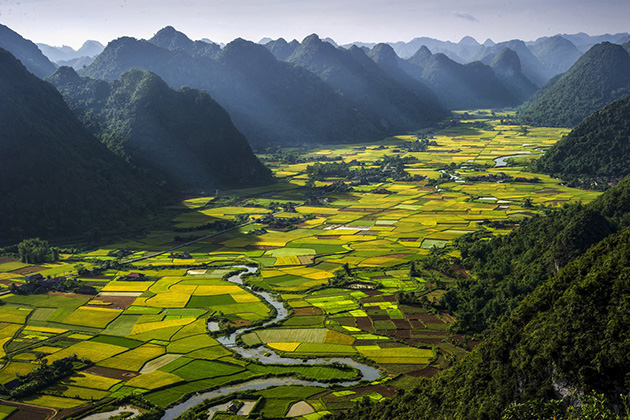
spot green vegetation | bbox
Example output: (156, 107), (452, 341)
(519, 42), (630, 127)
(0, 48), (167, 245)
(532, 95), (630, 188)
(47, 67), (272, 190)
(0, 109), (617, 418)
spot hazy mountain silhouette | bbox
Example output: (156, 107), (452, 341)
(48, 66), (272, 190)
(403, 46), (518, 109)
(37, 40), (105, 63)
(489, 48), (538, 102)
(82, 28), (385, 146)
(529, 35), (582, 75)
(286, 34), (448, 131)
(0, 24), (57, 78)
(264, 38), (300, 61)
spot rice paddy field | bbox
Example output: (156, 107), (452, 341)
(0, 111), (601, 419)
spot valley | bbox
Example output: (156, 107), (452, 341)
(0, 111), (601, 419)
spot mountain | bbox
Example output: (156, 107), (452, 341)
(48, 67), (272, 190)
(284, 34), (448, 130)
(560, 32), (630, 52)
(263, 38), (300, 61)
(0, 24), (56, 78)
(529, 35), (582, 75)
(489, 48), (538, 102)
(37, 40), (105, 62)
(81, 29), (401, 146)
(0, 48), (164, 244)
(56, 56), (96, 70)
(475, 39), (553, 86)
(366, 43), (447, 110)
(148, 25), (220, 57)
(532, 95), (630, 186)
(519, 42), (630, 127)
(403, 46), (519, 109)
(331, 175), (630, 420)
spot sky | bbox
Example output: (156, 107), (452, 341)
(1, 0), (629, 49)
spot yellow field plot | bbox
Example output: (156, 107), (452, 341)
(101, 281), (153, 292)
(0, 306), (31, 324)
(100, 344), (165, 371)
(201, 206), (272, 216)
(0, 327), (20, 358)
(45, 341), (127, 363)
(342, 326), (361, 332)
(399, 241), (423, 248)
(261, 270), (285, 278)
(0, 362), (35, 385)
(167, 334), (219, 353)
(21, 394), (84, 409)
(358, 257), (396, 267)
(324, 330), (355, 345)
(275, 256), (301, 266)
(280, 268), (333, 281)
(232, 292), (261, 303)
(131, 318), (196, 335)
(301, 217), (327, 227)
(357, 347), (434, 365)
(268, 342), (302, 352)
(168, 284), (197, 294)
(296, 206), (339, 215)
(0, 273), (22, 281)
(144, 292), (192, 308)
(126, 370), (183, 390)
(61, 372), (121, 390)
(67, 333), (93, 340)
(149, 277), (184, 294)
(62, 307), (122, 328)
(193, 285), (242, 296)
(255, 328), (328, 343)
(0, 323), (21, 338)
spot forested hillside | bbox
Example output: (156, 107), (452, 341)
(532, 95), (630, 188)
(0, 49), (166, 244)
(519, 42), (630, 127)
(48, 66), (272, 190)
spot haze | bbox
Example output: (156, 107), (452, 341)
(1, 0), (629, 49)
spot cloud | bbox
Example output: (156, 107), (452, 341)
(453, 11), (479, 23)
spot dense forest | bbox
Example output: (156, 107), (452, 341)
(0, 48), (167, 244)
(532, 95), (630, 188)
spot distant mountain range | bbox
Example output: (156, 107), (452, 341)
(47, 66), (272, 190)
(0, 48), (166, 243)
(37, 40), (104, 62)
(345, 32), (629, 87)
(79, 27), (446, 147)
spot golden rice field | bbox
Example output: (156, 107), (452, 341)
(0, 112), (602, 417)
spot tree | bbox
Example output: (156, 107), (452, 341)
(17, 238), (56, 264)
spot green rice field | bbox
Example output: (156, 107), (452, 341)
(0, 111), (601, 418)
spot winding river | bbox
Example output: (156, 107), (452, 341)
(493, 152), (542, 167)
(158, 266), (381, 420)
